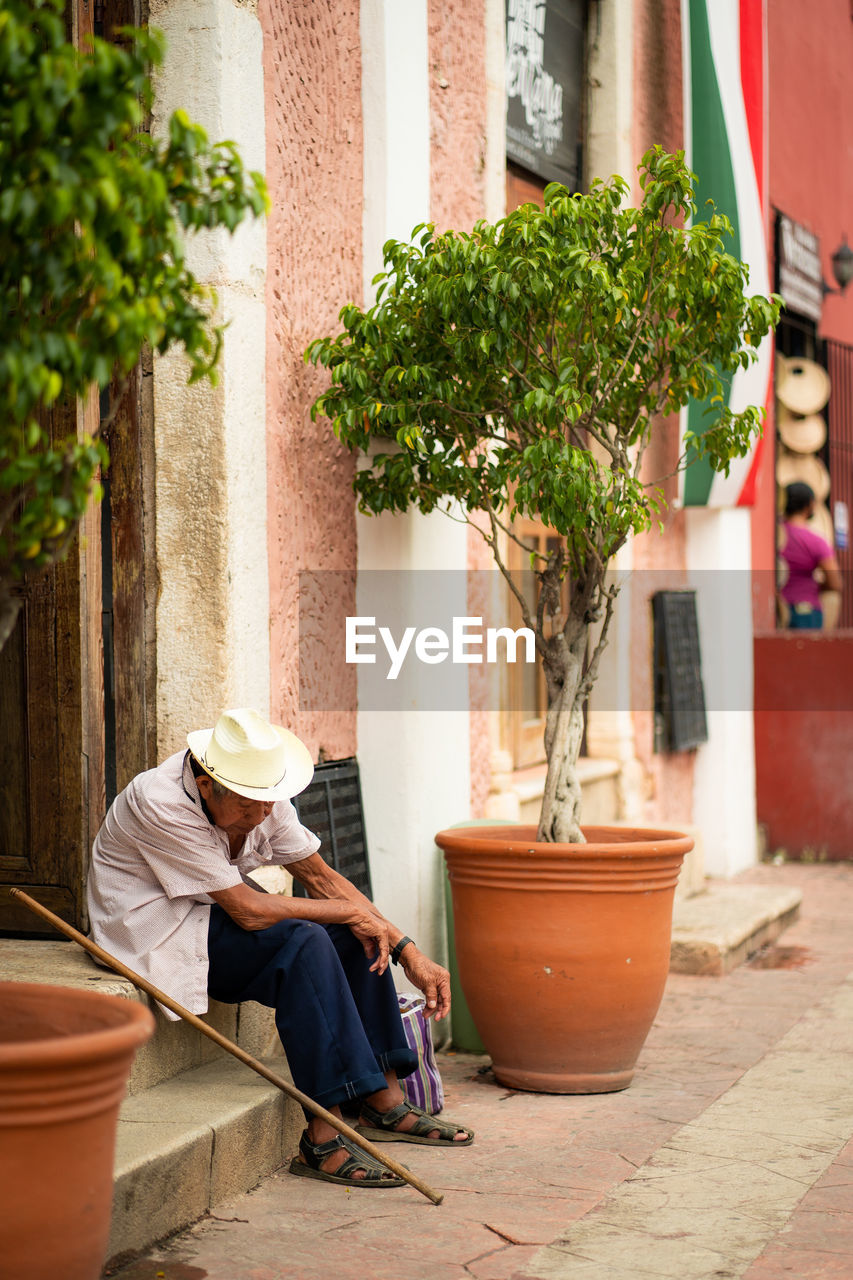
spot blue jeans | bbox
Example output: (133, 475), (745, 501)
(788, 605), (823, 630)
(207, 906), (417, 1113)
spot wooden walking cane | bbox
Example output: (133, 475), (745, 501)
(9, 888), (444, 1206)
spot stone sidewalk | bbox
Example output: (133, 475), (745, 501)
(105, 862), (853, 1280)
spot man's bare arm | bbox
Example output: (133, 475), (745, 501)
(290, 853), (451, 1020)
(209, 879), (391, 972)
(291, 852), (401, 936)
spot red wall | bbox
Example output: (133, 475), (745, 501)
(768, 0), (853, 350)
(754, 634), (853, 858)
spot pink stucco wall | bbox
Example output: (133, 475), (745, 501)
(261, 0), (362, 762)
(630, 527), (695, 829)
(428, 0), (490, 233)
(427, 0), (493, 816)
(631, 0), (684, 194)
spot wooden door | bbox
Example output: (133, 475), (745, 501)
(0, 394), (104, 934)
(0, 0), (153, 934)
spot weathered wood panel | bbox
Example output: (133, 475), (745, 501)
(0, 397), (90, 934)
(106, 366), (152, 794)
(81, 387), (106, 854)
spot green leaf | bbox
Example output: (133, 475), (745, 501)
(304, 144), (779, 719)
(0, 0), (267, 600)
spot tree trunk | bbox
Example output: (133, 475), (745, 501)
(536, 631), (588, 843)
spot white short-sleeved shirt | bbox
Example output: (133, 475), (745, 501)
(87, 750), (320, 1018)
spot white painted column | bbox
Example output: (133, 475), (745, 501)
(358, 0), (470, 963)
(585, 0), (634, 186)
(361, 0), (431, 292)
(356, 517), (471, 965)
(583, 0), (641, 812)
(686, 507), (758, 876)
(149, 0), (270, 751)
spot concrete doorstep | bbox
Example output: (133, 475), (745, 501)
(671, 879), (803, 975)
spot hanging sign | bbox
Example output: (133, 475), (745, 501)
(505, 0), (585, 190)
(776, 213), (823, 324)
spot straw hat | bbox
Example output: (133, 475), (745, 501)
(776, 451), (830, 502)
(187, 709), (314, 801)
(777, 406), (827, 455)
(776, 357), (830, 416)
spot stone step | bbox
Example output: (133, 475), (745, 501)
(0, 938), (281, 1093)
(670, 880), (803, 975)
(108, 1053), (303, 1267)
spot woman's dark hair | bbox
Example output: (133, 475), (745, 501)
(785, 482), (815, 518)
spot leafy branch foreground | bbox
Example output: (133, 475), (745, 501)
(0, 0), (268, 648)
(308, 147), (779, 842)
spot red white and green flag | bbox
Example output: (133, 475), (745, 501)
(681, 0), (773, 507)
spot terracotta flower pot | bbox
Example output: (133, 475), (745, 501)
(435, 824), (693, 1093)
(0, 981), (155, 1280)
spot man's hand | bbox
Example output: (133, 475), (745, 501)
(345, 908), (391, 974)
(400, 947), (451, 1021)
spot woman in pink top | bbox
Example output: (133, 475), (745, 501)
(779, 483), (842, 629)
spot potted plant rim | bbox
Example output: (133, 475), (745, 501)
(306, 148), (780, 1092)
(0, 981), (154, 1279)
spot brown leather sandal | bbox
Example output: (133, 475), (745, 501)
(289, 1130), (405, 1188)
(356, 1099), (474, 1146)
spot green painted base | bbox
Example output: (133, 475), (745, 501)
(442, 862), (485, 1053)
(440, 819), (516, 1055)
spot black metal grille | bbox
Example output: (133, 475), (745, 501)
(827, 338), (853, 630)
(292, 758), (373, 900)
(652, 591), (708, 753)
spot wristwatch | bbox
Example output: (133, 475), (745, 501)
(391, 936), (414, 965)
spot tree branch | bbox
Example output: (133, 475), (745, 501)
(480, 502), (549, 656)
(595, 213), (667, 414)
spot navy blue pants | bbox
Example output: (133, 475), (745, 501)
(207, 906), (417, 1112)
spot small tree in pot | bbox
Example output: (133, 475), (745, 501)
(307, 148), (779, 844)
(308, 148), (780, 1093)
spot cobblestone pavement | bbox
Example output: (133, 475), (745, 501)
(105, 863), (853, 1280)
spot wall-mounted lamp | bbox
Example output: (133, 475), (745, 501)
(831, 235), (853, 293)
